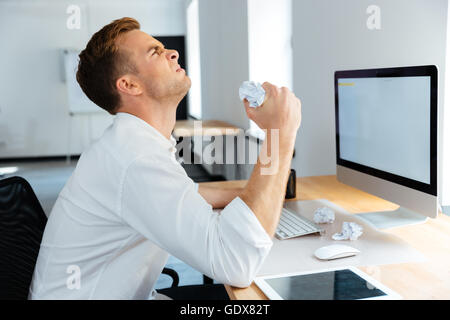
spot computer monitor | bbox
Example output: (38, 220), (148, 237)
(334, 65), (438, 229)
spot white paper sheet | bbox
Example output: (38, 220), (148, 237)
(257, 199), (426, 276)
(239, 81), (266, 107)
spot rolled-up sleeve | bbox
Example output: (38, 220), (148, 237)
(212, 197), (273, 287)
(119, 154), (273, 288)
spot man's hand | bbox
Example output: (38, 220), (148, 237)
(244, 82), (301, 144)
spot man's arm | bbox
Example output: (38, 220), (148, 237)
(240, 83), (301, 237)
(198, 185), (244, 209)
(121, 154), (272, 288)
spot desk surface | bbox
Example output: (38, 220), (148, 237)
(199, 175), (450, 300)
(173, 120), (241, 138)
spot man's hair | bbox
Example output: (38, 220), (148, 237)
(76, 17), (140, 114)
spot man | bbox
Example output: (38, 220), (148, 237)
(29, 17), (301, 299)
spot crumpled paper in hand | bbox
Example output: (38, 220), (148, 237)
(313, 207), (335, 224)
(239, 81), (266, 107)
(332, 222), (363, 241)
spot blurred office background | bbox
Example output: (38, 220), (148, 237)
(0, 0), (449, 289)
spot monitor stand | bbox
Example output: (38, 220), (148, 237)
(355, 206), (428, 230)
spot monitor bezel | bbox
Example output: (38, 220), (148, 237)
(334, 65), (437, 196)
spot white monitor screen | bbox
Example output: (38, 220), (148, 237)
(337, 76), (430, 184)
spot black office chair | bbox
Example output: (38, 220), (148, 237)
(157, 279), (229, 300)
(0, 176), (47, 300)
(157, 255), (229, 300)
(161, 267), (179, 288)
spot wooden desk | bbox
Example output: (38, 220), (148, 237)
(199, 175), (450, 300)
(173, 120), (241, 138)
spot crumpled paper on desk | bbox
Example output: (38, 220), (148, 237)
(313, 207), (335, 224)
(332, 222), (363, 241)
(239, 81), (266, 107)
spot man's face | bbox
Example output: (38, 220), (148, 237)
(117, 29), (191, 101)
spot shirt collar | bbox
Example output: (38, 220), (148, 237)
(115, 112), (177, 153)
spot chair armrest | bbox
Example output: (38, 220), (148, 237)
(162, 267), (179, 288)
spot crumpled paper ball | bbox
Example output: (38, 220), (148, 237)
(313, 207), (335, 224)
(239, 81), (266, 107)
(332, 222), (363, 241)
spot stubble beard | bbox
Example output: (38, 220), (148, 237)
(145, 74), (191, 105)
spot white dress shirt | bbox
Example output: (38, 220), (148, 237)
(29, 112), (273, 300)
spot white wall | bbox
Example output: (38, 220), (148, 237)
(198, 0), (293, 132)
(0, 0), (186, 158)
(443, 2), (450, 207)
(292, 0), (448, 204)
(198, 0), (250, 130)
(247, 0), (292, 89)
(197, 0), (293, 179)
(247, 0), (293, 138)
(185, 0), (202, 119)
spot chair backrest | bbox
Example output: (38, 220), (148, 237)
(0, 176), (47, 300)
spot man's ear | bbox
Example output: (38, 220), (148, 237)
(116, 75), (142, 97)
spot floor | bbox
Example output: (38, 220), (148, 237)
(0, 159), (223, 290)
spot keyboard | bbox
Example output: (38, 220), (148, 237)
(275, 208), (323, 240)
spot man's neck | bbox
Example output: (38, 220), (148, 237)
(119, 99), (178, 140)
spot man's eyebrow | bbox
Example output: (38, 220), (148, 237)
(147, 43), (165, 52)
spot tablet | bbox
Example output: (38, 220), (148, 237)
(254, 266), (401, 300)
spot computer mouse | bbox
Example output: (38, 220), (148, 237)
(314, 244), (360, 260)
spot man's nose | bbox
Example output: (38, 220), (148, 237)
(166, 49), (179, 61)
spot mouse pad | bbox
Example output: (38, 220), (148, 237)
(257, 199), (425, 276)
